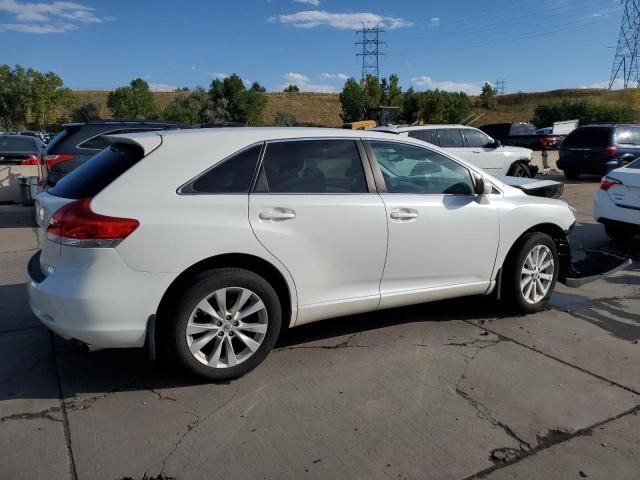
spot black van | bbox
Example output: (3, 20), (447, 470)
(557, 125), (640, 179)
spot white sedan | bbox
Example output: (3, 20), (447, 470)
(29, 128), (577, 380)
(594, 158), (640, 240)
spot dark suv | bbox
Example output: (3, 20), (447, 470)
(557, 125), (640, 179)
(44, 120), (189, 186)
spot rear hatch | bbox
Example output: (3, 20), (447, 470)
(35, 138), (157, 276)
(560, 127), (613, 164)
(0, 135), (41, 165)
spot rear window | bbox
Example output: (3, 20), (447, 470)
(0, 136), (38, 152)
(563, 127), (612, 147)
(48, 143), (144, 199)
(510, 123), (536, 136)
(614, 127), (640, 145)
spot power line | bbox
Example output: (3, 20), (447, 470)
(495, 79), (507, 95)
(609, 0), (640, 89)
(356, 25), (386, 80)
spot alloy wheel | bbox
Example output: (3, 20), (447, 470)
(520, 244), (555, 304)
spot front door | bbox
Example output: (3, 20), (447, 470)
(365, 140), (500, 309)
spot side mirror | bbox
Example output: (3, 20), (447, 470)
(493, 140), (502, 148)
(474, 173), (492, 195)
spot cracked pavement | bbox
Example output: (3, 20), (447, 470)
(1, 179), (639, 480)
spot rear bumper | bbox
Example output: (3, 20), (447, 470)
(594, 190), (640, 227)
(27, 250), (172, 348)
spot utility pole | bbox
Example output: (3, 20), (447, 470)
(609, 0), (640, 89)
(494, 79), (507, 95)
(356, 25), (386, 80)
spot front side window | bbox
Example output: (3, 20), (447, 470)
(462, 129), (492, 148)
(370, 141), (475, 195)
(437, 129), (464, 148)
(257, 140), (367, 193)
(183, 144), (262, 194)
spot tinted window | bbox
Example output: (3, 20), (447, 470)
(510, 123), (536, 135)
(0, 135), (38, 152)
(437, 129), (464, 148)
(563, 127), (612, 147)
(185, 145), (262, 194)
(615, 127), (640, 145)
(370, 141), (475, 195)
(462, 129), (491, 148)
(48, 143), (144, 199)
(408, 129), (439, 146)
(626, 157), (640, 169)
(258, 140), (367, 194)
(78, 129), (127, 150)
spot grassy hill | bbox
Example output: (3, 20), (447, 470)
(69, 87), (636, 128)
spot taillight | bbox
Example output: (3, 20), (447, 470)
(47, 198), (139, 248)
(604, 146), (618, 158)
(600, 176), (623, 191)
(20, 155), (40, 165)
(44, 154), (75, 170)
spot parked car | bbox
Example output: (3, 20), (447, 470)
(26, 127), (591, 380)
(557, 125), (640, 180)
(43, 120), (189, 186)
(19, 130), (46, 144)
(0, 134), (42, 165)
(481, 122), (562, 150)
(594, 158), (640, 240)
(372, 124), (537, 177)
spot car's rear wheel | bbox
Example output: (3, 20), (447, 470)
(508, 162), (531, 178)
(171, 268), (282, 380)
(564, 169), (579, 180)
(605, 222), (637, 241)
(503, 232), (558, 314)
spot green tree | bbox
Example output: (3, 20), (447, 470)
(27, 70), (71, 129)
(339, 78), (368, 122)
(283, 84), (300, 93)
(532, 99), (632, 127)
(479, 82), (497, 110)
(363, 75), (383, 110)
(274, 111), (297, 126)
(209, 74), (267, 125)
(386, 74), (403, 107)
(0, 65), (29, 130)
(106, 78), (157, 119)
(419, 90), (471, 123)
(402, 87), (421, 123)
(70, 102), (101, 122)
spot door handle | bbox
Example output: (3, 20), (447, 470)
(259, 208), (296, 221)
(472, 150), (482, 154)
(390, 209), (418, 221)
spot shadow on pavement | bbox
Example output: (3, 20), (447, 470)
(0, 204), (36, 229)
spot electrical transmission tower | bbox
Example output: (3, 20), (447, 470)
(356, 25), (386, 80)
(495, 79), (507, 95)
(609, 0), (640, 89)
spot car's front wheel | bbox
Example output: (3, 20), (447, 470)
(507, 162), (531, 178)
(171, 268), (282, 381)
(503, 232), (559, 314)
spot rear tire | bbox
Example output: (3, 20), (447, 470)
(564, 169), (579, 180)
(605, 223), (636, 241)
(502, 232), (559, 314)
(170, 268), (282, 381)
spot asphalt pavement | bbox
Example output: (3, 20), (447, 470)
(1, 176), (638, 480)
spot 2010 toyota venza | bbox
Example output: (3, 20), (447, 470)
(28, 128), (576, 380)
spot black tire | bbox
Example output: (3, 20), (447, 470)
(564, 169), (579, 180)
(502, 232), (559, 314)
(170, 268), (282, 381)
(508, 162), (531, 178)
(605, 223), (636, 241)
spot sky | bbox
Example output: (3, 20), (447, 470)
(0, 0), (629, 94)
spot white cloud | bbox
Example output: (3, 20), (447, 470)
(149, 83), (178, 92)
(294, 0), (320, 5)
(0, 0), (104, 34)
(269, 10), (412, 30)
(320, 72), (349, 81)
(430, 17), (440, 26)
(279, 71), (336, 92)
(581, 79), (625, 90)
(411, 76), (486, 95)
(207, 72), (229, 79)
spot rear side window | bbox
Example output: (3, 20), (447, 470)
(615, 127), (640, 145)
(437, 129), (464, 148)
(563, 127), (612, 147)
(48, 143), (144, 199)
(257, 140), (367, 194)
(182, 144), (262, 194)
(408, 129), (439, 146)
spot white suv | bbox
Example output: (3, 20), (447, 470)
(372, 125), (536, 177)
(28, 128), (575, 380)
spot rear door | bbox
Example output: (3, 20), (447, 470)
(560, 127), (612, 170)
(249, 139), (387, 324)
